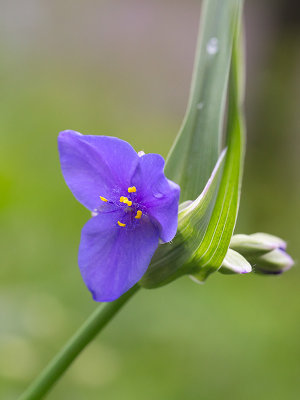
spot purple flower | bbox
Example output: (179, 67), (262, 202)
(58, 130), (180, 301)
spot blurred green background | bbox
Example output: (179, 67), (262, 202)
(0, 1), (299, 399)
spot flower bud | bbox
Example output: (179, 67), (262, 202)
(229, 232), (294, 275)
(230, 233), (286, 257)
(253, 248), (294, 275)
(219, 249), (252, 275)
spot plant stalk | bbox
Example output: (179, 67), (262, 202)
(18, 284), (140, 400)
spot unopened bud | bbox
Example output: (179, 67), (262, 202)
(229, 233), (293, 275)
(254, 248), (294, 275)
(219, 249), (252, 275)
(230, 233), (286, 257)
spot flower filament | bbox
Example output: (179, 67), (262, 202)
(99, 187), (143, 227)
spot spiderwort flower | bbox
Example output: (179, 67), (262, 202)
(58, 130), (180, 301)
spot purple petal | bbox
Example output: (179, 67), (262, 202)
(131, 154), (180, 242)
(78, 212), (159, 301)
(58, 130), (139, 210)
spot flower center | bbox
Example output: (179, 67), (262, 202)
(98, 186), (143, 227)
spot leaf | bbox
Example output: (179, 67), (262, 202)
(141, 0), (245, 289)
(165, 0), (242, 203)
(190, 6), (245, 281)
(140, 150), (226, 288)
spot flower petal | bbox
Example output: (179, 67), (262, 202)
(78, 212), (159, 301)
(131, 154), (180, 242)
(58, 130), (139, 210)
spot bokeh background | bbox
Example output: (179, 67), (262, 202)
(0, 1), (299, 399)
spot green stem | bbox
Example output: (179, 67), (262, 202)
(18, 284), (140, 400)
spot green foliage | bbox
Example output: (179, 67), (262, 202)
(165, 0), (243, 202)
(141, 0), (245, 287)
(141, 150), (226, 288)
(190, 8), (245, 281)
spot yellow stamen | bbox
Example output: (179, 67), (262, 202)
(120, 196), (132, 207)
(100, 196), (108, 202)
(117, 221), (126, 227)
(128, 186), (137, 193)
(135, 210), (142, 219)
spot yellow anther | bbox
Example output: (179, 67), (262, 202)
(135, 210), (142, 219)
(128, 186), (137, 193)
(100, 196), (108, 202)
(120, 196), (132, 206)
(117, 221), (126, 227)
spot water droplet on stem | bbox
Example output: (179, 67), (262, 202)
(206, 37), (219, 55)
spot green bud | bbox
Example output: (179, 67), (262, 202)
(253, 248), (294, 275)
(228, 232), (293, 275)
(230, 233), (286, 257)
(219, 249), (252, 275)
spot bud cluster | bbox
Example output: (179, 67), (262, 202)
(220, 233), (294, 275)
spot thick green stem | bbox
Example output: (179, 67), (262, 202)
(18, 284), (140, 400)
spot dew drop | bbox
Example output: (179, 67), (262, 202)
(197, 102), (204, 110)
(206, 37), (219, 55)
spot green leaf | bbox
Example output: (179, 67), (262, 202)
(190, 7), (245, 281)
(165, 0), (242, 202)
(141, 0), (245, 289)
(140, 150), (226, 288)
